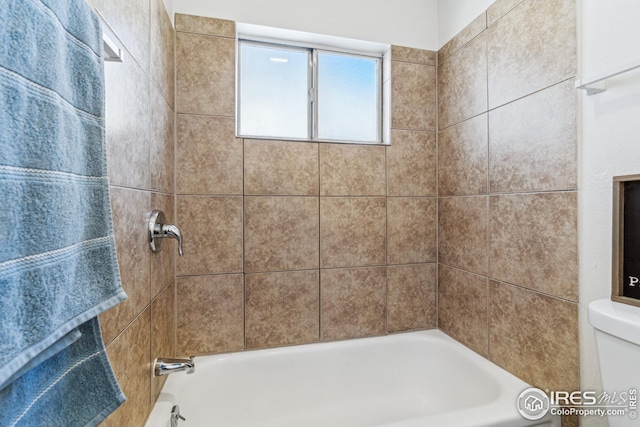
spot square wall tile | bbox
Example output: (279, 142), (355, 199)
(320, 144), (386, 196)
(176, 196), (243, 275)
(438, 32), (488, 130)
(177, 274), (244, 355)
(245, 270), (319, 348)
(439, 196), (488, 276)
(489, 81), (577, 193)
(150, 87), (174, 194)
(104, 58), (150, 189)
(177, 115), (243, 195)
(487, 0), (525, 26)
(390, 46), (436, 65)
(244, 139), (319, 196)
(150, 192), (175, 298)
(103, 308), (150, 427)
(100, 187), (150, 345)
(387, 130), (436, 197)
(245, 196), (319, 272)
(438, 266), (488, 357)
(95, 0), (149, 72)
(487, 0), (576, 109)
(438, 114), (488, 196)
(387, 197), (437, 265)
(151, 282), (175, 403)
(490, 281), (579, 392)
(391, 61), (436, 131)
(387, 264), (436, 332)
(438, 12), (486, 64)
(176, 32), (235, 116)
(321, 267), (386, 341)
(150, 0), (175, 108)
(175, 14), (235, 37)
(320, 198), (386, 268)
(490, 192), (578, 301)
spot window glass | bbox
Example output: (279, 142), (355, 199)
(317, 52), (379, 142)
(238, 40), (381, 143)
(239, 43), (310, 139)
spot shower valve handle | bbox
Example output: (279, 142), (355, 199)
(148, 210), (184, 256)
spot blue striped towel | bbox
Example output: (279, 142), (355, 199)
(0, 0), (127, 425)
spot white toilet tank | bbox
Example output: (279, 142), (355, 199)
(588, 298), (640, 427)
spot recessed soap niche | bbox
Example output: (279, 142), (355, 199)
(613, 174), (640, 307)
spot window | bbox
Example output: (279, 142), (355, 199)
(238, 39), (382, 144)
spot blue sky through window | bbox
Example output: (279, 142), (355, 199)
(317, 53), (378, 142)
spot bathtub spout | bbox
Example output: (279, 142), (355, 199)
(153, 357), (195, 377)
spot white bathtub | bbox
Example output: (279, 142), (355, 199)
(145, 330), (560, 427)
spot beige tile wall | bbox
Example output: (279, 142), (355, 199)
(437, 0), (579, 416)
(92, 0), (176, 425)
(174, 16), (438, 356)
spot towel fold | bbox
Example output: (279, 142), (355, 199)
(0, 0), (127, 425)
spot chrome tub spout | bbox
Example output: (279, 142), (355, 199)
(153, 357), (195, 377)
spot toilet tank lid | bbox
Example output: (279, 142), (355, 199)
(588, 298), (640, 346)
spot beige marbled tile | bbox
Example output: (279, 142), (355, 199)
(387, 130), (436, 197)
(103, 308), (151, 427)
(245, 270), (319, 348)
(150, 193), (175, 298)
(320, 144), (386, 196)
(489, 80), (577, 193)
(387, 197), (437, 265)
(100, 187), (150, 345)
(245, 139), (319, 196)
(176, 196), (243, 275)
(151, 282), (175, 404)
(321, 267), (386, 341)
(438, 12), (487, 64)
(244, 196), (319, 272)
(490, 192), (578, 301)
(176, 32), (235, 116)
(489, 281), (579, 393)
(387, 264), (437, 332)
(104, 57), (150, 189)
(391, 46), (437, 65)
(438, 114), (488, 196)
(487, 0), (577, 109)
(439, 196), (489, 276)
(175, 13), (235, 38)
(391, 61), (436, 131)
(150, 0), (175, 108)
(95, 0), (149, 72)
(177, 115), (243, 195)
(438, 32), (488, 130)
(487, 0), (526, 26)
(439, 266), (489, 357)
(320, 197), (386, 268)
(176, 274), (244, 355)
(150, 87), (174, 194)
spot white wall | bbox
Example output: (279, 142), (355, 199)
(437, 0), (496, 48)
(172, 0), (439, 50)
(579, 1), (640, 426)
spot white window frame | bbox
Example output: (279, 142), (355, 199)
(237, 37), (384, 144)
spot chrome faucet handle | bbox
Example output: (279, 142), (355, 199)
(148, 210), (184, 256)
(160, 224), (183, 256)
(171, 405), (186, 427)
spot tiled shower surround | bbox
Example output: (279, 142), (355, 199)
(173, 14), (438, 353)
(91, 0), (579, 425)
(437, 0), (578, 400)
